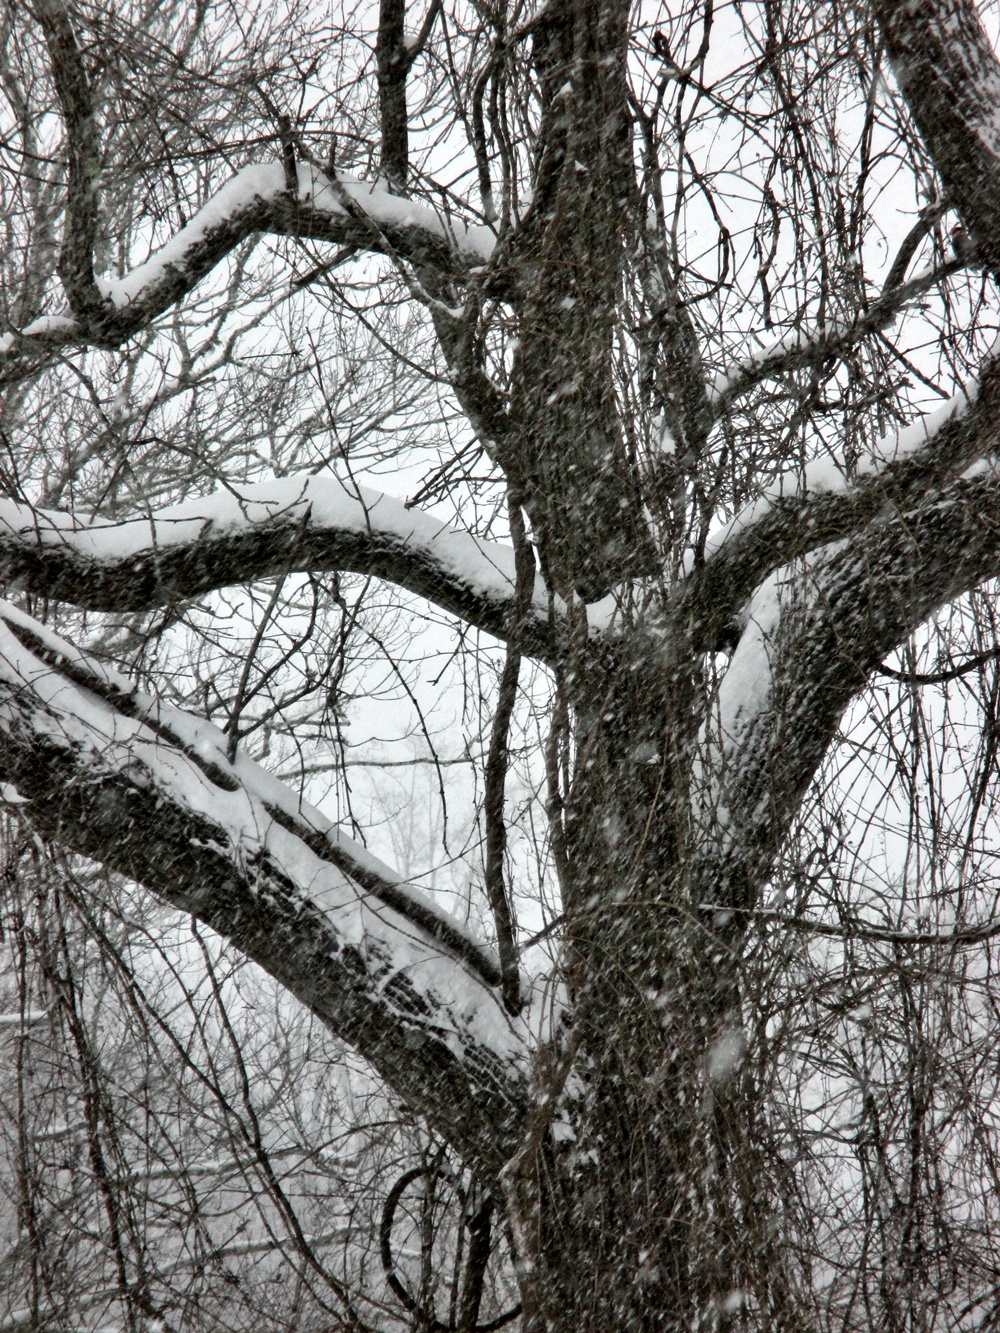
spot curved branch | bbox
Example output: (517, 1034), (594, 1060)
(0, 161), (495, 380)
(708, 251), (969, 417)
(35, 0), (104, 323)
(692, 465), (1000, 912)
(0, 476), (555, 659)
(676, 351), (1000, 650)
(0, 603), (528, 1176)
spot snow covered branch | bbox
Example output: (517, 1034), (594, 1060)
(0, 476), (555, 659)
(676, 352), (1000, 650)
(708, 253), (970, 416)
(692, 464), (1000, 913)
(0, 602), (528, 1175)
(0, 161), (495, 381)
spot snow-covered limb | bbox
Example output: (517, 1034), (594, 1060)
(691, 466), (1000, 914)
(0, 161), (495, 377)
(0, 603), (507, 989)
(0, 475), (555, 659)
(675, 350), (1000, 651)
(0, 603), (529, 1175)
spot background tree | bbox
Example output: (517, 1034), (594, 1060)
(6, 0), (1000, 1329)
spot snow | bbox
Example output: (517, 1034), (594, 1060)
(0, 603), (528, 1070)
(583, 591), (619, 633)
(705, 1027), (747, 1085)
(0, 1009), (47, 1029)
(1, 160), (495, 357)
(709, 323), (824, 402)
(712, 571), (783, 746)
(0, 602), (452, 928)
(707, 385), (974, 560)
(90, 161), (494, 313)
(856, 388), (972, 476)
(0, 315), (78, 353)
(691, 566), (796, 847)
(296, 164), (496, 261)
(0, 474), (549, 628)
(98, 163), (286, 307)
(708, 253), (952, 408)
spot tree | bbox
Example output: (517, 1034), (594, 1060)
(6, 0), (1000, 1327)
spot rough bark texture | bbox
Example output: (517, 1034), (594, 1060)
(6, 0), (1000, 1329)
(505, 0), (656, 599)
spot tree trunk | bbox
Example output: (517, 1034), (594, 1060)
(498, 639), (782, 1331)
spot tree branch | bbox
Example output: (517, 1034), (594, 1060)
(675, 350), (1000, 650)
(708, 251), (970, 417)
(0, 603), (529, 1176)
(0, 162), (495, 380)
(35, 0), (105, 324)
(0, 476), (556, 659)
(874, 0), (1000, 281)
(692, 465), (1000, 915)
(377, 0), (409, 192)
(482, 496), (533, 1015)
(699, 900), (1000, 949)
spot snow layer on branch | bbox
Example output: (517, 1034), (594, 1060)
(0, 1010), (46, 1028)
(708, 323), (826, 402)
(706, 386), (974, 558)
(692, 568), (788, 843)
(0, 474), (545, 623)
(92, 161), (494, 311)
(97, 163), (286, 306)
(0, 316), (77, 355)
(0, 603), (524, 1069)
(296, 164), (496, 263)
(713, 572), (783, 753)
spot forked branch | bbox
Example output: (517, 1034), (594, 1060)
(0, 161), (494, 382)
(693, 467), (1000, 916)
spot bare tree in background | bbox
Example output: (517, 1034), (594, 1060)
(7, 0), (1000, 1329)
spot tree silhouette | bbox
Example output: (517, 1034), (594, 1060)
(3, 0), (1000, 1328)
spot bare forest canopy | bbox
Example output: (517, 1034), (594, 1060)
(5, 0), (1000, 1330)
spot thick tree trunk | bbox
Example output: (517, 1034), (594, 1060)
(497, 639), (782, 1331)
(503, 955), (747, 1330)
(504, 902), (780, 1329)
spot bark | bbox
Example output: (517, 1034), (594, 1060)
(7, 1), (1000, 1329)
(377, 0), (410, 192)
(505, 0), (657, 599)
(35, 1), (105, 325)
(874, 0), (1000, 281)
